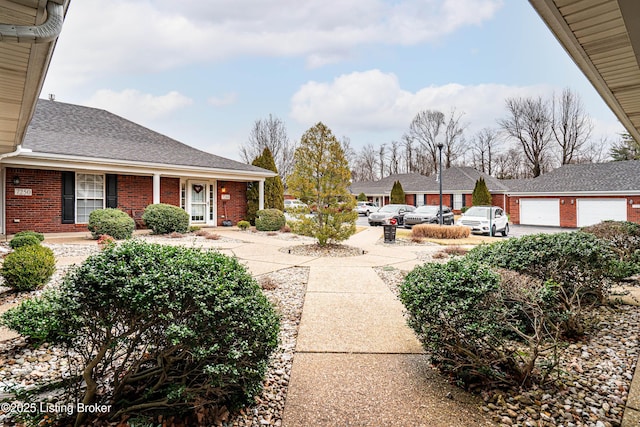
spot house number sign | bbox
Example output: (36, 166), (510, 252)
(14, 188), (32, 196)
(221, 194), (231, 200)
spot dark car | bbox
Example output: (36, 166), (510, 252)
(368, 204), (416, 226)
(403, 205), (454, 228)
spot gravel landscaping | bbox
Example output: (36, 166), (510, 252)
(0, 241), (309, 427)
(376, 266), (640, 427)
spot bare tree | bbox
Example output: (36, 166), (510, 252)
(442, 109), (467, 168)
(352, 143), (378, 182)
(340, 136), (357, 178)
(407, 110), (445, 175)
(240, 114), (295, 182)
(471, 128), (500, 175)
(378, 143), (386, 179)
(551, 88), (593, 165)
(401, 134), (416, 174)
(495, 148), (526, 179)
(573, 136), (609, 164)
(388, 140), (400, 175)
(498, 97), (553, 177)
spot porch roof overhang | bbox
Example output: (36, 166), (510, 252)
(529, 0), (640, 142)
(0, 0), (70, 155)
(2, 151), (277, 181)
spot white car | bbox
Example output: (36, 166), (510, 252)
(356, 201), (378, 216)
(284, 199), (309, 212)
(456, 206), (509, 236)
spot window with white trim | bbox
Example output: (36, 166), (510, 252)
(416, 194), (425, 206)
(453, 194), (463, 210)
(76, 173), (104, 223)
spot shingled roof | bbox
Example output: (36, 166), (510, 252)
(510, 161), (640, 194)
(350, 167), (509, 195)
(22, 99), (271, 175)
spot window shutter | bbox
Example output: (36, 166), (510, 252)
(462, 194), (466, 207)
(450, 194), (454, 207)
(106, 174), (118, 208)
(61, 172), (75, 224)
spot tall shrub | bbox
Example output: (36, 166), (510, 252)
(246, 147), (284, 224)
(390, 180), (406, 204)
(357, 192), (367, 201)
(471, 177), (492, 206)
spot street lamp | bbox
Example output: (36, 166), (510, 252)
(437, 142), (444, 225)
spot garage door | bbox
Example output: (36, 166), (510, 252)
(520, 199), (560, 226)
(577, 198), (627, 227)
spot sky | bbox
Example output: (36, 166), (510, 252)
(41, 0), (625, 163)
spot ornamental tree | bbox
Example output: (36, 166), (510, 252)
(246, 147), (284, 224)
(390, 180), (406, 204)
(472, 177), (492, 206)
(286, 122), (357, 246)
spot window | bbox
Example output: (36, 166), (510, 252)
(453, 194), (463, 210)
(416, 194), (425, 206)
(76, 173), (104, 223)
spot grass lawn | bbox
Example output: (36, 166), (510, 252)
(394, 228), (503, 246)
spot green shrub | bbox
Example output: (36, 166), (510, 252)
(1, 290), (67, 343)
(4, 241), (279, 425)
(255, 209), (286, 231)
(142, 203), (189, 234)
(466, 232), (619, 336)
(1, 245), (56, 291)
(87, 208), (135, 240)
(9, 234), (41, 249)
(400, 258), (563, 388)
(13, 230), (45, 242)
(581, 220), (640, 277)
(237, 220), (250, 230)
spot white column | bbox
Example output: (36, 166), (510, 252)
(258, 180), (265, 210)
(153, 174), (161, 204)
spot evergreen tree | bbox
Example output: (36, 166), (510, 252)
(390, 181), (406, 204)
(245, 147), (284, 224)
(357, 192), (367, 202)
(472, 178), (492, 206)
(610, 133), (640, 161)
(287, 122), (357, 246)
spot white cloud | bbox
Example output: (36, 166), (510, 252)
(45, 0), (504, 88)
(290, 69), (558, 135)
(86, 89), (193, 122)
(208, 93), (238, 107)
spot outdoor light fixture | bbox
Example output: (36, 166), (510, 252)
(561, 199), (565, 205)
(437, 142), (444, 226)
(571, 199), (574, 205)
(630, 199), (634, 205)
(12, 176), (19, 185)
(221, 185), (227, 193)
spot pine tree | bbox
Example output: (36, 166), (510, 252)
(357, 192), (367, 202)
(246, 147), (284, 224)
(390, 180), (406, 204)
(286, 122), (357, 246)
(472, 177), (492, 206)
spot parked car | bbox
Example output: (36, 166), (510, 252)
(284, 199), (309, 212)
(368, 204), (416, 226)
(356, 201), (378, 216)
(456, 206), (509, 236)
(403, 205), (454, 228)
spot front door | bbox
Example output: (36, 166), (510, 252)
(189, 182), (207, 224)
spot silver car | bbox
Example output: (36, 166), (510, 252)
(368, 204), (416, 226)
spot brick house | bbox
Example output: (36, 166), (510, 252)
(508, 161), (640, 228)
(349, 167), (510, 213)
(1, 99), (275, 235)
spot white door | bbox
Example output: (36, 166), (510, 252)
(520, 199), (560, 226)
(577, 198), (627, 227)
(188, 181), (216, 225)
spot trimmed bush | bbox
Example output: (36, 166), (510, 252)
(255, 209), (286, 231)
(13, 230), (45, 242)
(581, 220), (640, 277)
(411, 224), (470, 239)
(2, 241), (279, 425)
(9, 234), (41, 249)
(400, 258), (564, 388)
(466, 232), (619, 336)
(1, 290), (67, 343)
(1, 245), (56, 291)
(87, 208), (135, 240)
(237, 220), (250, 230)
(142, 203), (189, 234)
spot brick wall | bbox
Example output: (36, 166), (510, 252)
(160, 177), (180, 206)
(404, 194), (415, 205)
(117, 175), (153, 220)
(217, 181), (248, 226)
(5, 168), (88, 234)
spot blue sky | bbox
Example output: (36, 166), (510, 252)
(41, 0), (624, 162)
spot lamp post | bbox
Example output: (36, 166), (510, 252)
(437, 142), (444, 225)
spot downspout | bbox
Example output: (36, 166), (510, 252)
(0, 1), (65, 44)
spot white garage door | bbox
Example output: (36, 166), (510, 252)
(520, 199), (560, 226)
(577, 198), (627, 227)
